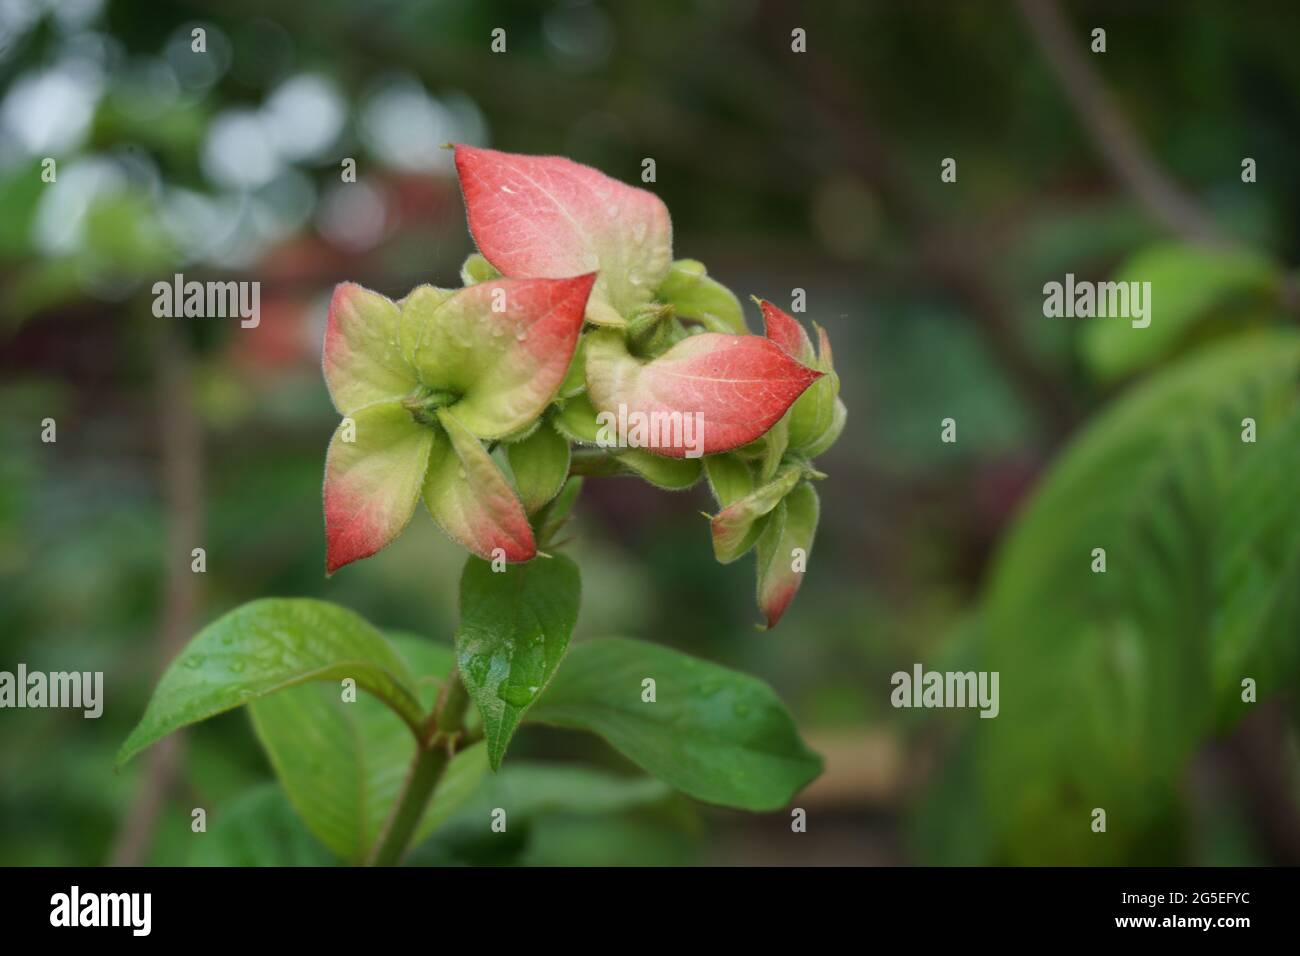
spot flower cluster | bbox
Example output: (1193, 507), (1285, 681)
(322, 146), (845, 627)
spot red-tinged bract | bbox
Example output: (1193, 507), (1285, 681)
(585, 330), (822, 457)
(455, 145), (672, 327)
(759, 299), (816, 364)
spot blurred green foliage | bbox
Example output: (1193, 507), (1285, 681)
(3, 0), (1300, 865)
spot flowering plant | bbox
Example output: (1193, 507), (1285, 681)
(119, 148), (845, 865)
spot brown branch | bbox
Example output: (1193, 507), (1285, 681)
(1015, 0), (1229, 248)
(109, 326), (204, 866)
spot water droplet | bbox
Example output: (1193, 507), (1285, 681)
(733, 702), (751, 718)
(605, 203), (619, 218)
(515, 330), (527, 342)
(501, 185), (515, 194)
(183, 655), (205, 669)
(498, 684), (536, 707)
(229, 660), (246, 674)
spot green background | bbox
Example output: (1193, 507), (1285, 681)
(2, 0), (1299, 865)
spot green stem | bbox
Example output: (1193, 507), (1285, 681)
(367, 669), (471, 866)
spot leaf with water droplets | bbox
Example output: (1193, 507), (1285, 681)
(117, 599), (425, 768)
(454, 145), (672, 327)
(455, 553), (581, 770)
(528, 638), (822, 810)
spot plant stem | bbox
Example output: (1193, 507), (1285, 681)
(367, 669), (471, 866)
(368, 743), (450, 867)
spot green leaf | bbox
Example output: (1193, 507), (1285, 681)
(433, 762), (671, 822)
(800, 396), (847, 459)
(614, 449), (702, 490)
(117, 599), (424, 767)
(402, 276), (592, 439)
(755, 414), (789, 482)
(657, 259), (747, 334)
(703, 453), (754, 507)
(324, 284), (417, 416)
(979, 330), (1300, 863)
(406, 762), (676, 866)
(460, 253), (501, 286)
(414, 742), (491, 844)
(552, 391), (603, 445)
(520, 815), (697, 867)
(506, 422), (571, 514)
(1080, 241), (1279, 383)
(399, 283), (457, 362)
(529, 637), (822, 810)
(456, 554), (582, 769)
(710, 463), (802, 564)
(558, 334), (588, 399)
(386, 630), (457, 682)
(788, 327), (841, 453)
(1206, 402), (1300, 710)
(246, 633), (488, 864)
(535, 476), (583, 548)
(190, 785), (337, 867)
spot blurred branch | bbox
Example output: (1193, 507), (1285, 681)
(108, 326), (203, 866)
(757, 1), (1079, 437)
(1015, 0), (1229, 248)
